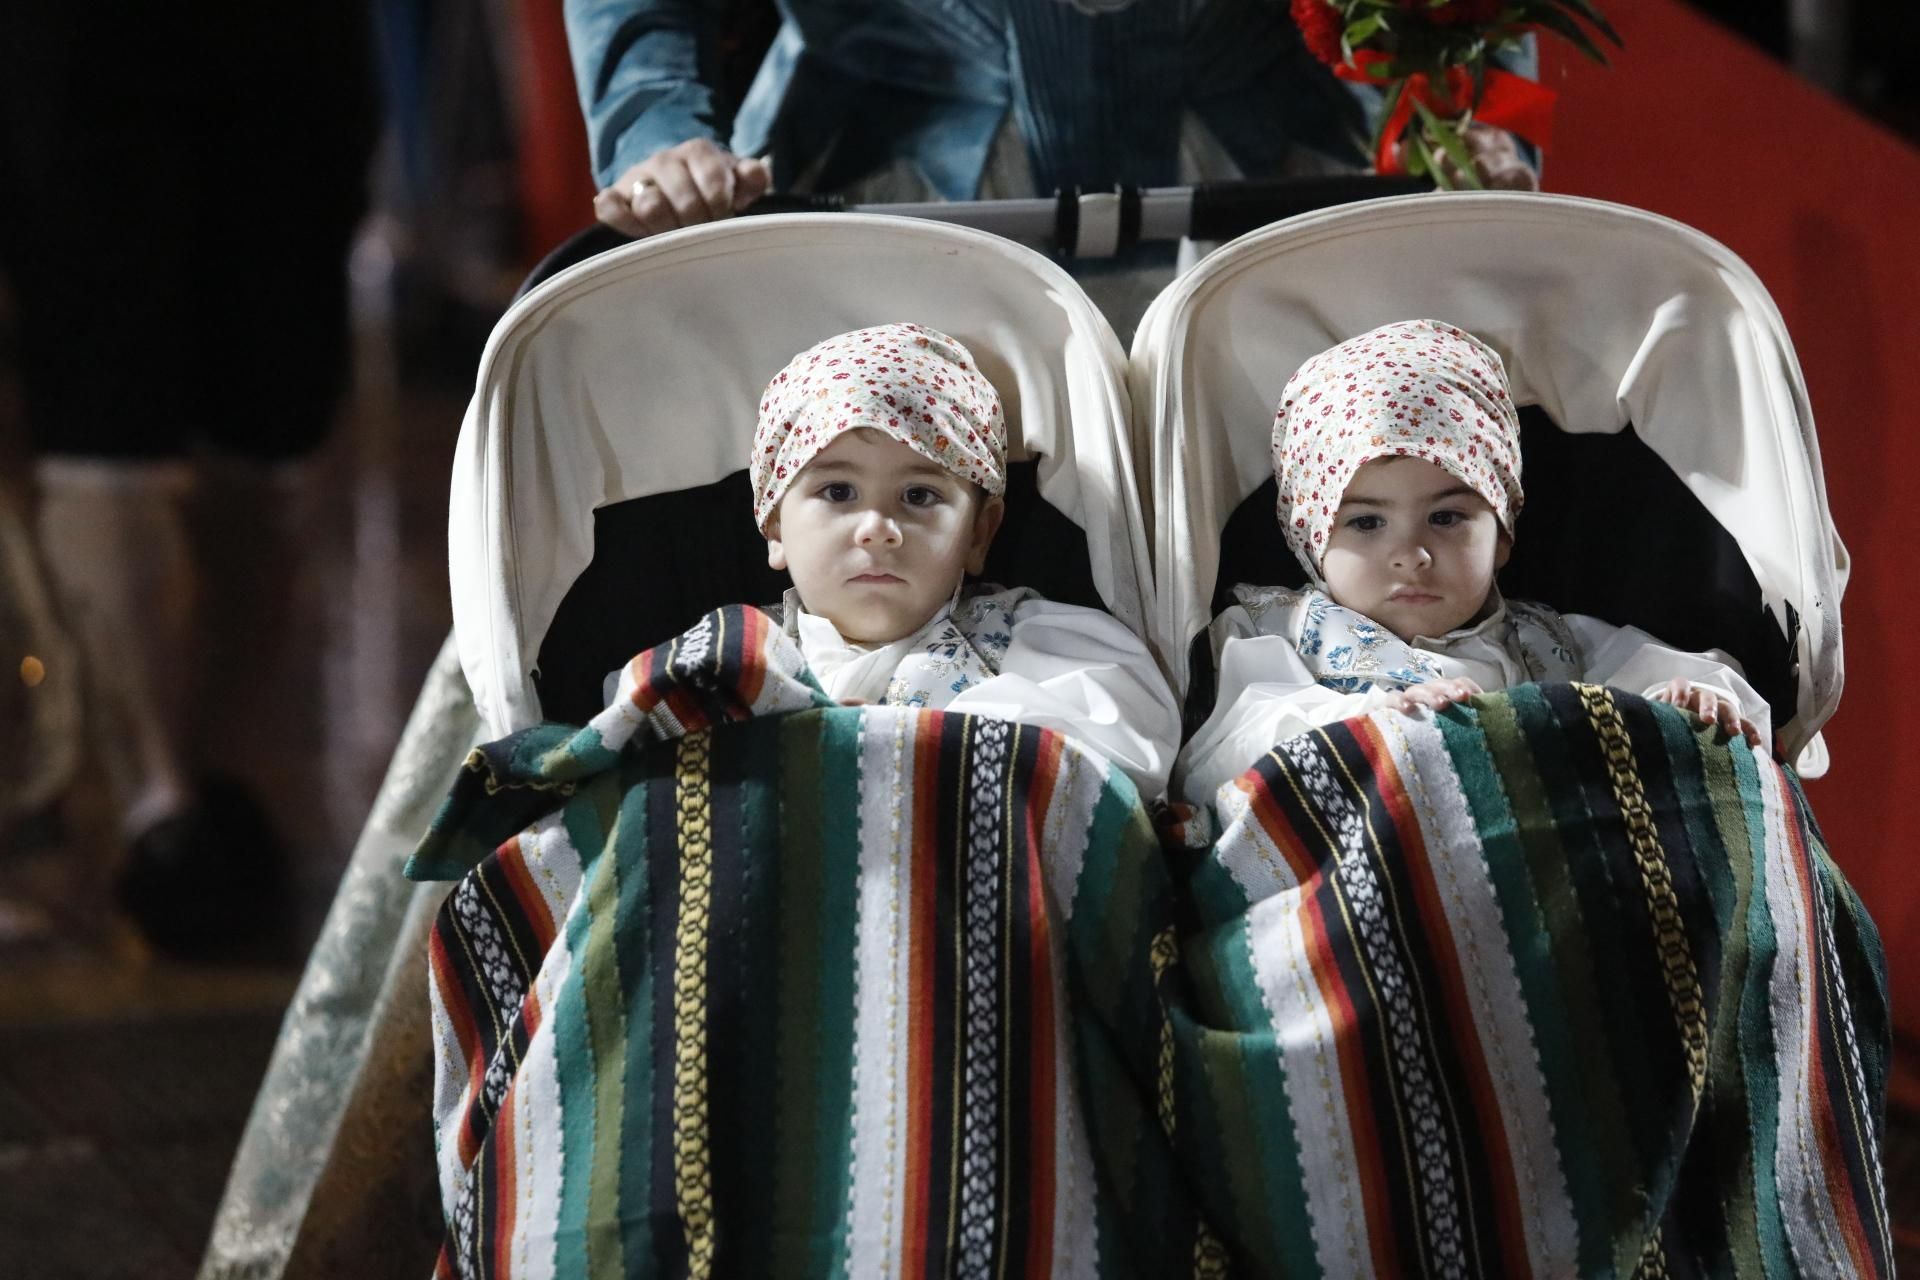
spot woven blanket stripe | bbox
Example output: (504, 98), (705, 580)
(597, 606), (800, 746)
(1028, 730), (1122, 1277)
(1754, 752), (1891, 1277)
(1377, 707), (1578, 1276)
(427, 815), (584, 1276)
(1787, 770), (1894, 1271)
(1181, 682), (1890, 1278)
(844, 711), (1065, 1279)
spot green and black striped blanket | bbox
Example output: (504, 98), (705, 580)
(408, 606), (1889, 1278)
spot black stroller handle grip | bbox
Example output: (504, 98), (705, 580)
(739, 192), (849, 216)
(1184, 175), (1430, 242)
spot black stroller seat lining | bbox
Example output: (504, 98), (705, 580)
(1186, 404), (1798, 737)
(534, 460), (1103, 725)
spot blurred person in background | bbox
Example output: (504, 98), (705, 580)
(0, 3), (377, 955)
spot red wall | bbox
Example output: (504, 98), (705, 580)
(1545, 0), (1920, 1084)
(511, 0), (595, 267)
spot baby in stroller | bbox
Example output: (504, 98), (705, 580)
(748, 322), (1180, 795)
(1176, 318), (1771, 808)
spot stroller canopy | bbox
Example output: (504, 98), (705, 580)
(1132, 192), (1846, 763)
(450, 214), (1144, 739)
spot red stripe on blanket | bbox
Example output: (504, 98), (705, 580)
(1302, 877), (1396, 1275)
(661, 686), (708, 733)
(625, 648), (660, 715)
(736, 608), (768, 708)
(1023, 729), (1064, 1274)
(492, 1084), (519, 1279)
(518, 987), (544, 1055)
(499, 837), (559, 956)
(1354, 718), (1527, 1275)
(1773, 758), (1880, 1277)
(902, 711), (944, 1280)
(1244, 766), (1320, 885)
(428, 914), (488, 1169)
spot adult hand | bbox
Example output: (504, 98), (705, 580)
(592, 139), (773, 238)
(1437, 123), (1539, 192)
(1646, 677), (1764, 748)
(1389, 677), (1483, 716)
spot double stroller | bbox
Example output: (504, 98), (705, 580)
(200, 194), (1886, 1279)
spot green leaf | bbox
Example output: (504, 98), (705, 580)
(1345, 14), (1385, 44)
(1529, 4), (1610, 64)
(1552, 0), (1625, 47)
(1406, 129), (1441, 185)
(1414, 99), (1484, 190)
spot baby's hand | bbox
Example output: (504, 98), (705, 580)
(1389, 677), (1482, 716)
(1646, 678), (1763, 748)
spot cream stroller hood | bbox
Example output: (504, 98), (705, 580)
(450, 214), (1143, 739)
(1132, 192), (1846, 764)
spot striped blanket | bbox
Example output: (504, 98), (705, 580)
(1176, 682), (1890, 1278)
(407, 606), (1202, 1278)
(408, 608), (1890, 1278)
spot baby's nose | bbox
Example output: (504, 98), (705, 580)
(856, 509), (903, 545)
(1393, 541), (1433, 568)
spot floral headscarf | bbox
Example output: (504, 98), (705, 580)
(751, 323), (1006, 530)
(1273, 318), (1523, 577)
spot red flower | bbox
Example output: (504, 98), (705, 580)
(1291, 0), (1346, 66)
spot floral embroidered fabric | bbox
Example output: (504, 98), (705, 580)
(751, 323), (1006, 529)
(1273, 318), (1523, 576)
(773, 584), (1029, 710)
(1231, 583), (1584, 694)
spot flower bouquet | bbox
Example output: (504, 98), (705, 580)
(1290, 0), (1622, 187)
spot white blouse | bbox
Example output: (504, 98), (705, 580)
(1175, 586), (1778, 810)
(789, 585), (1182, 802)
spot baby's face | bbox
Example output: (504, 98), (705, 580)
(1320, 456), (1510, 641)
(766, 429), (1003, 644)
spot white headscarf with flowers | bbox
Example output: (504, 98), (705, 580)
(1273, 318), (1523, 579)
(751, 323), (1006, 531)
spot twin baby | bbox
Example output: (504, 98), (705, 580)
(748, 319), (1768, 807)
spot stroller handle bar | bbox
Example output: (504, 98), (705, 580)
(744, 175), (1430, 258)
(516, 175), (1429, 302)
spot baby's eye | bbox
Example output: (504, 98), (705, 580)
(1429, 509), (1464, 528)
(901, 485), (945, 508)
(1344, 514), (1385, 532)
(818, 481), (856, 503)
